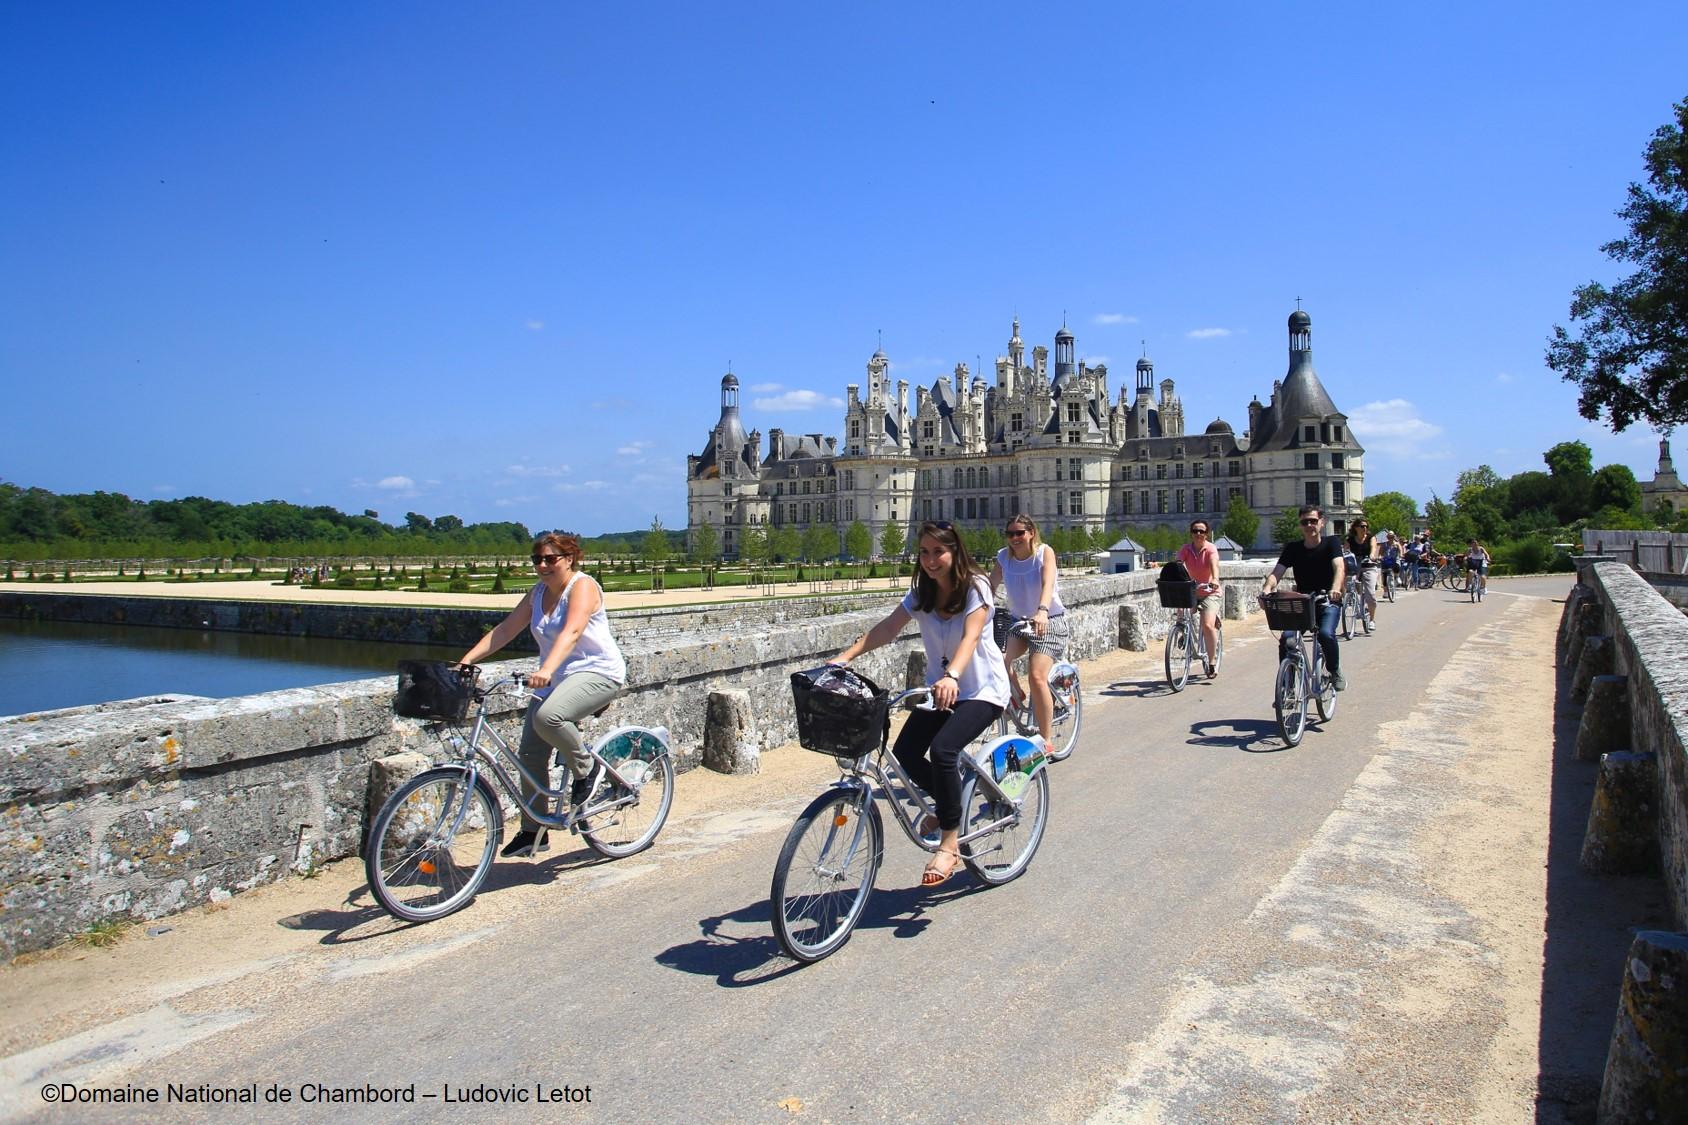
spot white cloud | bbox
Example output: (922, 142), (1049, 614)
(377, 476), (415, 490)
(1086, 355), (1113, 366)
(1348, 399), (1449, 459)
(752, 389), (845, 411)
(555, 480), (610, 493)
(495, 495), (536, 508)
(151, 484), (175, 494)
(506, 463), (570, 479)
(1093, 313), (1137, 326)
(525, 319), (544, 331)
(1186, 328), (1232, 340)
(1495, 371), (1518, 384)
(617, 441), (654, 456)
(749, 382), (784, 393)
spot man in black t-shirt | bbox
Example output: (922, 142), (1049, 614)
(1260, 504), (1348, 690)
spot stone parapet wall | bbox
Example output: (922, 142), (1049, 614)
(0, 564), (1271, 956)
(1588, 562), (1688, 928)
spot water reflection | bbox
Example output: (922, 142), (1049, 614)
(0, 618), (456, 718)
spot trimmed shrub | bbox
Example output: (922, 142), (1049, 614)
(334, 574), (358, 589)
(491, 573), (507, 594)
(417, 572), (430, 591)
(449, 578), (471, 593)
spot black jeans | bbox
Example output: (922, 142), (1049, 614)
(892, 699), (1004, 831)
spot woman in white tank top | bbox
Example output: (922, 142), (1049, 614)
(988, 513), (1067, 752)
(458, 532), (625, 858)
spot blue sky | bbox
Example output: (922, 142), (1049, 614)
(3, 3), (1684, 535)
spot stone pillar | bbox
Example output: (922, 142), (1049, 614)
(1571, 635), (1616, 704)
(1581, 751), (1660, 875)
(366, 752), (432, 826)
(1577, 676), (1632, 763)
(905, 650), (927, 689)
(1597, 930), (1688, 1124)
(1119, 603), (1147, 651)
(1565, 601), (1604, 672)
(1558, 583), (1593, 666)
(702, 689), (759, 775)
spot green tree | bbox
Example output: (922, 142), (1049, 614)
(878, 521), (905, 560)
(1361, 491), (1416, 538)
(1544, 440), (1596, 522)
(1271, 507), (1302, 544)
(690, 521), (721, 564)
(739, 524), (769, 566)
(1590, 463), (1643, 513)
(770, 527), (801, 562)
(844, 520), (872, 561)
(1547, 96), (1688, 433)
(1220, 497), (1260, 547)
(641, 516), (670, 569)
(801, 524), (837, 562)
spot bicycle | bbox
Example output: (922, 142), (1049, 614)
(1158, 579), (1223, 692)
(1381, 564), (1397, 603)
(995, 614), (1082, 759)
(1260, 592), (1337, 748)
(1469, 562), (1486, 603)
(771, 667), (1051, 963)
(370, 663), (675, 923)
(1338, 558), (1372, 639)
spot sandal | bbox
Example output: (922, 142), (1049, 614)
(921, 847), (961, 887)
(916, 813), (940, 839)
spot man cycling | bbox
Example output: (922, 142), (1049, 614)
(1260, 504), (1348, 691)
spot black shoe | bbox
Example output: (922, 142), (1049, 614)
(500, 829), (547, 858)
(570, 769), (602, 808)
(1332, 672), (1348, 692)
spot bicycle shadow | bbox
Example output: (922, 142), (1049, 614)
(280, 839), (616, 945)
(1187, 717), (1290, 754)
(1101, 678), (1169, 699)
(655, 881), (979, 986)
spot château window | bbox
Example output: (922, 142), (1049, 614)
(1140, 490), (1150, 513)
(1175, 489), (1185, 514)
(1067, 431), (1080, 444)
(923, 421), (934, 439)
(1069, 490), (1082, 515)
(1304, 425), (1317, 443)
(1068, 458), (1081, 481)
(1156, 490), (1168, 514)
(850, 419), (860, 438)
(1229, 461), (1241, 477)
(1332, 482), (1346, 506)
(1304, 481), (1321, 506)
(1174, 463), (1184, 479)
(844, 470), (854, 489)
(1156, 464), (1167, 480)
(1330, 453), (1344, 469)
(1212, 488), (1222, 511)
(1193, 491), (1205, 513)
(1123, 492), (1133, 515)
(1011, 412), (1023, 430)
(1193, 462), (1204, 478)
(1067, 402), (1081, 423)
(1304, 453), (1319, 470)
(724, 484), (733, 496)
(1138, 465), (1149, 481)
(1333, 425), (1344, 442)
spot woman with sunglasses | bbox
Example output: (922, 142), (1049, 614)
(988, 513), (1068, 747)
(1344, 518), (1381, 624)
(457, 532), (626, 858)
(832, 521), (1009, 887)
(1176, 519), (1223, 677)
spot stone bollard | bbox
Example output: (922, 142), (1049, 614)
(702, 689), (760, 775)
(1577, 676), (1632, 763)
(1222, 584), (1249, 621)
(905, 650), (927, 689)
(1580, 751), (1660, 875)
(1571, 635), (1616, 705)
(364, 751), (436, 853)
(1564, 600), (1603, 672)
(1558, 582), (1592, 664)
(1118, 603), (1147, 651)
(1597, 930), (1688, 1124)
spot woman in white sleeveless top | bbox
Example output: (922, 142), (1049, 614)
(988, 513), (1067, 752)
(458, 532), (625, 858)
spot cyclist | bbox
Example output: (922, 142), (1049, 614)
(1174, 518), (1223, 677)
(1380, 531), (1402, 594)
(833, 520), (1009, 887)
(1466, 538), (1491, 597)
(457, 531), (626, 859)
(988, 513), (1067, 752)
(1260, 505), (1348, 691)
(1344, 518), (1381, 624)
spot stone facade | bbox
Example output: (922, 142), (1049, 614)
(1641, 437), (1688, 517)
(687, 308), (1364, 556)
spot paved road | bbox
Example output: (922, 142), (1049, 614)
(4, 575), (1633, 1122)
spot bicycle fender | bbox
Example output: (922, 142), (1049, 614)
(595, 725), (671, 764)
(978, 735), (1047, 799)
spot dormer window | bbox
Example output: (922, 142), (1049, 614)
(1303, 425), (1317, 443)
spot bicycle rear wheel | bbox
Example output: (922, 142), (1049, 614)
(1165, 619), (1191, 692)
(958, 763), (1049, 886)
(1274, 654), (1307, 747)
(581, 751), (675, 859)
(1210, 620), (1224, 676)
(770, 789), (882, 963)
(365, 767), (503, 923)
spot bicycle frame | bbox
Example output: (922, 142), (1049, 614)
(440, 677), (669, 832)
(1172, 606), (1218, 664)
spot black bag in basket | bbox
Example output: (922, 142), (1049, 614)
(394, 660), (479, 721)
(791, 665), (891, 757)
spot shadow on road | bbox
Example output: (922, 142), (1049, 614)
(655, 881), (980, 986)
(1102, 678), (1172, 699)
(1187, 717), (1294, 754)
(1534, 607), (1672, 1123)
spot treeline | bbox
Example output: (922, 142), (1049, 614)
(0, 483), (532, 561)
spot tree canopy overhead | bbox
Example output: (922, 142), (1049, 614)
(1547, 96), (1688, 433)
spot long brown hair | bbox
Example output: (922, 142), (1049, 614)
(910, 521), (983, 616)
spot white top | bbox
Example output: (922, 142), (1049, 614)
(995, 544), (1066, 618)
(900, 575), (1010, 708)
(1468, 545), (1490, 563)
(528, 575), (626, 696)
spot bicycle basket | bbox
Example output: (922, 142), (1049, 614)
(1261, 592), (1316, 632)
(394, 660), (479, 721)
(1157, 579), (1199, 608)
(992, 606), (1013, 648)
(790, 665), (890, 757)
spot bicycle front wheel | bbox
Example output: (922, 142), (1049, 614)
(1360, 596), (1374, 635)
(1315, 661), (1339, 722)
(365, 767), (503, 923)
(770, 790), (883, 963)
(959, 764), (1049, 886)
(582, 751), (675, 859)
(1274, 655), (1307, 747)
(1165, 620), (1191, 691)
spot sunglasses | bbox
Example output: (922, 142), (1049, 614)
(927, 521), (953, 531)
(1190, 528), (1209, 535)
(1300, 519), (1321, 526)
(531, 554), (563, 566)
(1006, 529), (1029, 537)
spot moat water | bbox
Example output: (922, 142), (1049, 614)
(0, 618), (455, 718)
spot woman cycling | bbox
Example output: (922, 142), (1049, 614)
(1175, 518), (1223, 677)
(988, 513), (1068, 748)
(1466, 538), (1491, 597)
(833, 521), (1009, 887)
(1345, 519), (1381, 623)
(457, 531), (626, 859)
